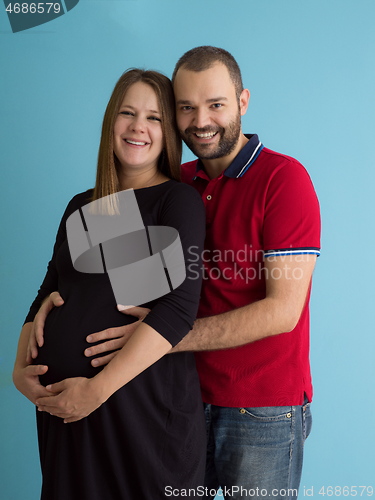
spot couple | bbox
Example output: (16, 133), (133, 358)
(13, 46), (321, 500)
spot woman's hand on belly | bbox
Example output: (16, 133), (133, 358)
(35, 376), (107, 424)
(13, 364), (51, 405)
(27, 291), (65, 362)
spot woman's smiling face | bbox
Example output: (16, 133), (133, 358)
(113, 81), (164, 176)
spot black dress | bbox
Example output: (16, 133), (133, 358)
(26, 180), (206, 500)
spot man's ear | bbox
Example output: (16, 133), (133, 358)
(240, 89), (250, 116)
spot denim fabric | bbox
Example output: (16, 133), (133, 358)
(204, 400), (312, 499)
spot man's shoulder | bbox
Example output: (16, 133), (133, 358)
(256, 147), (318, 200)
(260, 147), (304, 168)
(251, 146), (313, 183)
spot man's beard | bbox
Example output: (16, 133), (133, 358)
(180, 113), (241, 160)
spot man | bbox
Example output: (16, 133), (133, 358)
(27, 47), (320, 499)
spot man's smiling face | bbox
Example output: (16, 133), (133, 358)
(173, 62), (248, 161)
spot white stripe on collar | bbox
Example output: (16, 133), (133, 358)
(236, 141), (263, 178)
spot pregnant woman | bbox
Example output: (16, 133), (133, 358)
(13, 69), (206, 499)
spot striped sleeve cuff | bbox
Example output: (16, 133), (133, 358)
(264, 247), (321, 258)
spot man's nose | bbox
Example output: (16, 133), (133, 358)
(194, 108), (211, 129)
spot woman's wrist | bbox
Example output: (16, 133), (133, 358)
(88, 373), (114, 405)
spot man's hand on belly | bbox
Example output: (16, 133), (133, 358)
(84, 306), (150, 367)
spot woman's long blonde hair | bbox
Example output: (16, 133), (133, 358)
(92, 69), (182, 207)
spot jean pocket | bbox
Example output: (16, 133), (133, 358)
(239, 406), (294, 422)
(302, 403), (312, 441)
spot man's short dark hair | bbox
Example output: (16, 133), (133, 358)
(172, 46), (244, 100)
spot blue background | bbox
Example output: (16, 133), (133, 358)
(1, 0), (374, 498)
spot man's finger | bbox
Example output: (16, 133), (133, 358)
(86, 326), (128, 344)
(85, 338), (123, 357)
(91, 352), (118, 368)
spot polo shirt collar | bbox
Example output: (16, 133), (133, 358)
(194, 134), (263, 180)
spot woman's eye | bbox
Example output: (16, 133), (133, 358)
(119, 111), (133, 116)
(181, 106), (192, 111)
(148, 116), (161, 122)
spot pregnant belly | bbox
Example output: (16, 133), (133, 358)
(34, 300), (133, 386)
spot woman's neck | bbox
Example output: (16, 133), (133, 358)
(119, 169), (170, 190)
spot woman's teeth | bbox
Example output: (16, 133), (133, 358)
(125, 139), (147, 146)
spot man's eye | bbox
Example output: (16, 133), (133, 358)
(181, 106), (192, 111)
(211, 103), (222, 108)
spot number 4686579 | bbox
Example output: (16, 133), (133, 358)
(5, 3), (61, 14)
(318, 486), (374, 497)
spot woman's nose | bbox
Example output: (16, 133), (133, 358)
(131, 116), (146, 133)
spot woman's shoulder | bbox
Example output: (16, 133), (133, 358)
(61, 189), (94, 220)
(161, 179), (203, 204)
(68, 188), (94, 206)
(157, 181), (205, 231)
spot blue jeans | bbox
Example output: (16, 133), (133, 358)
(204, 400), (312, 499)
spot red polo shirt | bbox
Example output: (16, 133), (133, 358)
(182, 134), (321, 407)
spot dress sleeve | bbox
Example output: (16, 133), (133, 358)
(142, 183), (205, 346)
(24, 193), (86, 323)
(262, 158), (321, 259)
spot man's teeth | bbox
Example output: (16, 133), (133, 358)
(195, 132), (217, 139)
(125, 139), (147, 146)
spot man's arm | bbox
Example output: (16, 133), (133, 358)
(172, 254), (317, 352)
(85, 306), (150, 366)
(85, 255), (317, 362)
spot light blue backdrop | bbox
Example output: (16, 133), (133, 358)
(1, 1), (374, 498)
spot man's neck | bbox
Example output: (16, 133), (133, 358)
(200, 134), (249, 179)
